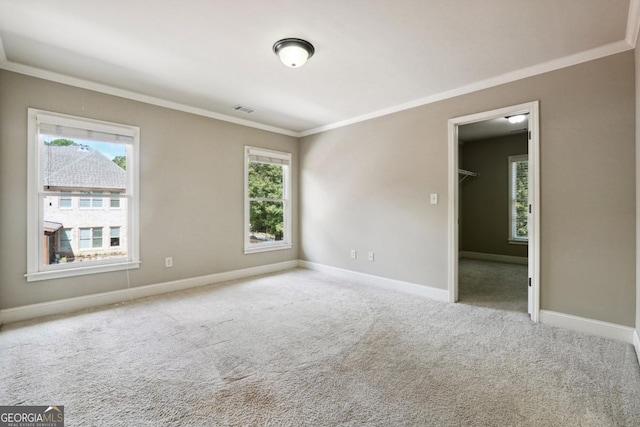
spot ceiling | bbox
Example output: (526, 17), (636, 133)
(459, 116), (529, 143)
(0, 1), (636, 137)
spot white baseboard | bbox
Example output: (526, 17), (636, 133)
(634, 330), (640, 365)
(539, 310), (635, 344)
(0, 260), (298, 325)
(459, 251), (528, 265)
(299, 260), (449, 302)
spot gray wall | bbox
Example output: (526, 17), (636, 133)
(0, 71), (299, 310)
(459, 134), (528, 257)
(300, 51), (636, 326)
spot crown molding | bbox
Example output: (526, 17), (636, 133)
(0, 37), (633, 140)
(299, 40), (632, 137)
(0, 61), (298, 138)
(627, 0), (640, 47)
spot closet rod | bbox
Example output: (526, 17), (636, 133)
(458, 168), (478, 183)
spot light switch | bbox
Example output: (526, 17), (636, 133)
(430, 193), (438, 205)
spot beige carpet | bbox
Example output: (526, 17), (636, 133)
(1, 268), (639, 426)
(458, 258), (528, 313)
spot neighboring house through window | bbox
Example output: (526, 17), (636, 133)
(26, 109), (140, 281)
(509, 154), (528, 243)
(244, 146), (292, 254)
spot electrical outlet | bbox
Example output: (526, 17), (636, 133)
(368, 251), (374, 262)
(165, 257), (173, 268)
(430, 193), (438, 205)
(350, 249), (357, 259)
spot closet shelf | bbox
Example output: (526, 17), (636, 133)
(458, 168), (478, 183)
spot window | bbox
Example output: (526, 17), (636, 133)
(80, 192), (104, 209)
(80, 227), (103, 250)
(27, 109), (140, 281)
(110, 227), (121, 247)
(244, 146), (291, 253)
(59, 192), (72, 209)
(110, 193), (120, 209)
(509, 155), (528, 243)
(59, 228), (73, 251)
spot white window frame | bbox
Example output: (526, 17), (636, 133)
(244, 146), (292, 254)
(508, 154), (528, 244)
(26, 109), (141, 282)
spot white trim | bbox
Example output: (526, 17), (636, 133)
(1, 61), (297, 137)
(634, 331), (640, 365)
(1, 261), (298, 325)
(459, 251), (528, 265)
(626, 0), (640, 47)
(539, 310), (635, 344)
(299, 42), (630, 137)
(448, 120), (458, 303)
(243, 146), (292, 254)
(26, 108), (141, 282)
(448, 101), (540, 322)
(299, 260), (449, 302)
(26, 261), (141, 282)
(529, 101), (541, 321)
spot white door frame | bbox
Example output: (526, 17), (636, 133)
(447, 101), (540, 322)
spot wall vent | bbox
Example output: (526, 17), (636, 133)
(233, 105), (255, 114)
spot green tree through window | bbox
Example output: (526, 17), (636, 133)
(510, 155), (528, 241)
(248, 163), (284, 241)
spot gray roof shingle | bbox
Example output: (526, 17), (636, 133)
(43, 145), (126, 191)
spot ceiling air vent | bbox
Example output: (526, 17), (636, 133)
(233, 105), (255, 114)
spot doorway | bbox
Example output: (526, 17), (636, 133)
(447, 102), (540, 321)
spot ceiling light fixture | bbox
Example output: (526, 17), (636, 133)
(506, 114), (527, 124)
(273, 38), (315, 68)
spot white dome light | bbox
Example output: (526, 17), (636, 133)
(273, 38), (315, 68)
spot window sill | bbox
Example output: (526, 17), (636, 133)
(244, 243), (292, 255)
(508, 239), (528, 246)
(25, 260), (141, 282)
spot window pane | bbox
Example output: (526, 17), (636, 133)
(45, 195), (127, 260)
(110, 196), (120, 208)
(41, 138), (127, 261)
(92, 228), (102, 248)
(248, 162), (283, 199)
(60, 228), (72, 251)
(510, 158), (528, 240)
(249, 200), (284, 243)
(60, 191), (72, 208)
(79, 228), (91, 249)
(110, 226), (121, 247)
